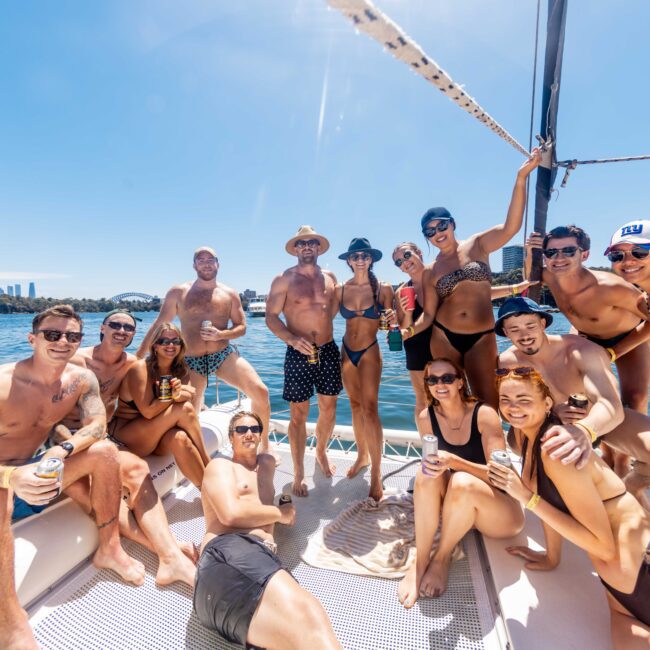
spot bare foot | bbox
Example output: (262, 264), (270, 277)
(292, 476), (308, 497)
(420, 555), (451, 598)
(316, 450), (335, 478)
(1, 610), (39, 650)
(397, 563), (421, 609)
(346, 454), (370, 479)
(93, 543), (146, 586)
(369, 475), (383, 502)
(155, 550), (197, 587)
(178, 540), (200, 564)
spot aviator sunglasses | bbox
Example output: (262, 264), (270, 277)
(423, 221), (451, 238)
(106, 321), (136, 333)
(37, 329), (84, 343)
(156, 337), (182, 346)
(607, 247), (650, 263)
(233, 425), (263, 434)
(542, 246), (581, 259)
(394, 250), (413, 268)
(295, 239), (320, 249)
(425, 373), (458, 385)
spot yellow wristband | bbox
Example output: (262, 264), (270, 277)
(1, 466), (17, 490)
(525, 493), (541, 510)
(408, 326), (415, 338)
(606, 347), (616, 363)
(511, 287), (517, 297)
(575, 421), (598, 444)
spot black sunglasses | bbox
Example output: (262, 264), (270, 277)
(542, 246), (581, 259)
(349, 252), (372, 262)
(607, 247), (650, 263)
(106, 321), (136, 333)
(156, 337), (182, 346)
(423, 221), (451, 238)
(394, 250), (413, 268)
(495, 366), (536, 378)
(425, 373), (458, 385)
(233, 425), (263, 434)
(295, 239), (320, 248)
(37, 329), (84, 343)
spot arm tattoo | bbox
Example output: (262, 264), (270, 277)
(80, 422), (106, 440)
(52, 376), (82, 402)
(77, 374), (106, 438)
(96, 514), (118, 530)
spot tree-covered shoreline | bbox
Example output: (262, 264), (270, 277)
(0, 296), (161, 314)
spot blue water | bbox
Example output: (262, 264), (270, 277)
(0, 311), (573, 430)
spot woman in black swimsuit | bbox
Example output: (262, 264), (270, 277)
(113, 322), (210, 487)
(397, 358), (524, 609)
(490, 368), (650, 647)
(336, 238), (394, 501)
(417, 151), (541, 407)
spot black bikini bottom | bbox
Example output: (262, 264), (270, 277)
(433, 321), (494, 356)
(342, 339), (378, 367)
(579, 322), (641, 349)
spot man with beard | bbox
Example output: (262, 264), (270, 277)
(62, 309), (197, 586)
(137, 247), (271, 453)
(266, 226), (342, 496)
(496, 297), (650, 507)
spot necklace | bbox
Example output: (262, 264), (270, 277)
(438, 408), (467, 431)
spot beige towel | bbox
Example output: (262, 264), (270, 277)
(302, 492), (462, 578)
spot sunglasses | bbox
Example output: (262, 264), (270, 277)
(37, 329), (84, 343)
(394, 250), (413, 268)
(295, 239), (320, 249)
(607, 247), (650, 263)
(542, 246), (581, 259)
(425, 373), (458, 385)
(423, 221), (451, 238)
(349, 253), (372, 262)
(495, 366), (536, 378)
(155, 337), (182, 346)
(233, 425), (263, 434)
(106, 321), (136, 333)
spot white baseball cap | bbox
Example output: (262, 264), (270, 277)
(604, 220), (650, 254)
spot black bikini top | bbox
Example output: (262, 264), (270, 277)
(339, 285), (381, 320)
(428, 402), (486, 464)
(435, 261), (491, 299)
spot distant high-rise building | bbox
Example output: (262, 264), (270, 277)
(0, 287), (4, 295)
(28, 282), (36, 299)
(7, 286), (14, 297)
(243, 289), (257, 299)
(14, 284), (21, 297)
(502, 245), (524, 272)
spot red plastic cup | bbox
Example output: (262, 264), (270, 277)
(401, 286), (416, 311)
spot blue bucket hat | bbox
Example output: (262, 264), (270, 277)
(495, 297), (553, 337)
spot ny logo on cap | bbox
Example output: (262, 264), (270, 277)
(621, 224), (644, 236)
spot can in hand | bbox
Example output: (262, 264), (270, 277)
(490, 450), (512, 468)
(201, 320), (212, 329)
(279, 494), (292, 506)
(35, 457), (64, 500)
(421, 435), (438, 476)
(307, 343), (319, 365)
(159, 375), (173, 402)
(568, 393), (589, 409)
(388, 325), (403, 352)
(379, 311), (390, 331)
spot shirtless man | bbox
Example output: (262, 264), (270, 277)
(194, 411), (342, 650)
(0, 305), (144, 650)
(137, 247), (271, 452)
(496, 297), (650, 507)
(63, 309), (196, 586)
(266, 226), (342, 496)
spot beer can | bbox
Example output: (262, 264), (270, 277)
(201, 320), (212, 329)
(307, 343), (319, 364)
(379, 311), (390, 331)
(159, 375), (173, 402)
(568, 393), (589, 409)
(279, 494), (292, 506)
(490, 450), (512, 468)
(421, 435), (438, 476)
(35, 457), (64, 499)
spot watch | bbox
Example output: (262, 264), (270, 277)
(59, 442), (74, 458)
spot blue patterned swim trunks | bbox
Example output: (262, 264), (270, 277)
(186, 344), (237, 377)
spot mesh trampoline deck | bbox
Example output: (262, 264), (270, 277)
(29, 448), (505, 650)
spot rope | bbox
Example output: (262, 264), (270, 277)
(327, 0), (531, 157)
(556, 154), (650, 167)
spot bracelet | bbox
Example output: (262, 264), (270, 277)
(575, 421), (598, 444)
(525, 493), (541, 510)
(511, 287), (517, 297)
(408, 326), (415, 338)
(606, 347), (617, 363)
(0, 466), (17, 490)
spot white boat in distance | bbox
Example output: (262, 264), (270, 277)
(247, 296), (267, 317)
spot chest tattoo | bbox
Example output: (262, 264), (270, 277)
(52, 376), (82, 403)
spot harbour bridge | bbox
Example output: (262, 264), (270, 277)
(110, 292), (159, 303)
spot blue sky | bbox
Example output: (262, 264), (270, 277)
(1, 0), (648, 299)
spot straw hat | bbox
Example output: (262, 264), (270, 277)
(285, 225), (330, 256)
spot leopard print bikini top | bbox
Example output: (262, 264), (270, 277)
(435, 261), (492, 299)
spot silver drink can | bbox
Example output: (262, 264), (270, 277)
(422, 435), (438, 459)
(201, 320), (212, 329)
(35, 457), (64, 499)
(490, 450), (512, 468)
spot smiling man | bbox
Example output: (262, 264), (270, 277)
(137, 246), (271, 451)
(0, 305), (144, 650)
(266, 226), (342, 496)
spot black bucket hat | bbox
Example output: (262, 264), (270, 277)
(338, 237), (383, 262)
(495, 297), (553, 337)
